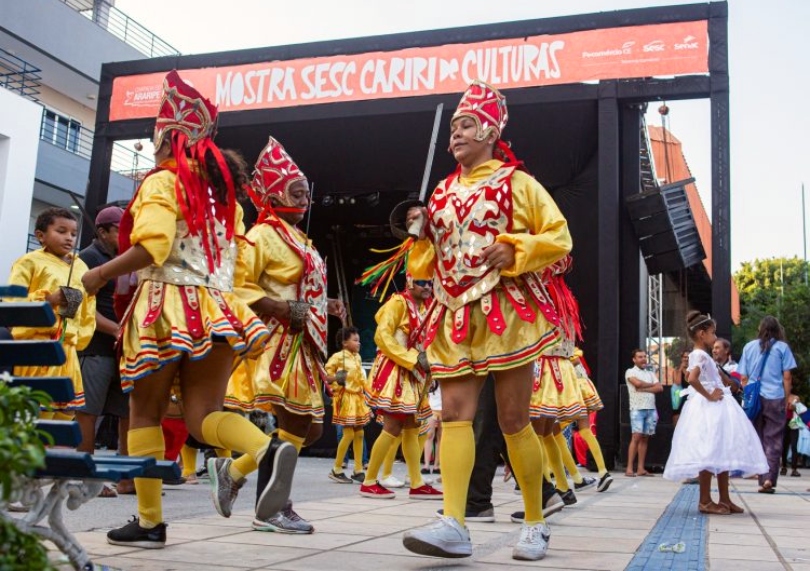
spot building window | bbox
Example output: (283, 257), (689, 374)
(41, 110), (81, 153)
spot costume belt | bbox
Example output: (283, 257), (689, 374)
(424, 273), (560, 347)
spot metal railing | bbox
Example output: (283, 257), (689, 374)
(39, 107), (155, 178)
(58, 0), (180, 58)
(0, 48), (42, 100)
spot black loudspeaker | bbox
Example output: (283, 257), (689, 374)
(618, 385), (674, 472)
(625, 179), (706, 275)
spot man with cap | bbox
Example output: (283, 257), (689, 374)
(77, 205), (133, 495)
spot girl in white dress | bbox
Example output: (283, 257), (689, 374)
(664, 311), (768, 515)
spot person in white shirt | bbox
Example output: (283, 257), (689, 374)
(624, 349), (663, 476)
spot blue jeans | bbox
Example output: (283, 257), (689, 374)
(630, 409), (657, 435)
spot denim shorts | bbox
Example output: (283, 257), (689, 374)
(630, 409), (657, 435)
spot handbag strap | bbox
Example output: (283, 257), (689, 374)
(752, 342), (774, 392)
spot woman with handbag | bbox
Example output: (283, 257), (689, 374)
(737, 315), (798, 494)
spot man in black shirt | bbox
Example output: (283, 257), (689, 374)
(77, 206), (132, 495)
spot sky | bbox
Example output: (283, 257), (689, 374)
(115, 0), (810, 271)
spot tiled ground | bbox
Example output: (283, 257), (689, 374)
(49, 470), (810, 570)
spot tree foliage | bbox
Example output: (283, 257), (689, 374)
(733, 257), (810, 402)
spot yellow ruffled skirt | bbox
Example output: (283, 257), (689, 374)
(331, 389), (371, 426)
(577, 376), (604, 413)
(366, 354), (431, 423)
(119, 281), (270, 392)
(227, 324), (326, 420)
(427, 288), (560, 379)
(14, 342), (84, 410)
(529, 356), (585, 422)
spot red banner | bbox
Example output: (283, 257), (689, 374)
(109, 20), (707, 121)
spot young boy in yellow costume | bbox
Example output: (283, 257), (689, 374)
(224, 136), (346, 534)
(360, 276), (441, 500)
(402, 80), (571, 561)
(82, 71), (296, 548)
(9, 207), (96, 415)
(325, 326), (371, 483)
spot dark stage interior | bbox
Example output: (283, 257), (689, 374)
(215, 98), (601, 361)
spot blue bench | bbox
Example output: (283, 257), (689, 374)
(0, 286), (179, 571)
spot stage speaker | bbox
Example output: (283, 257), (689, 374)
(618, 385), (673, 472)
(625, 178), (706, 275)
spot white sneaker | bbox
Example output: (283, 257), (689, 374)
(404, 475), (435, 486)
(512, 522), (551, 561)
(402, 516), (472, 558)
(379, 475), (405, 488)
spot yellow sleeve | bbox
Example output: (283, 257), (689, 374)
(232, 206), (266, 306)
(129, 171), (179, 267)
(7, 254), (50, 302)
(247, 223), (304, 299)
(374, 295), (420, 370)
(72, 261), (96, 351)
(324, 352), (343, 376)
(405, 238), (435, 280)
(495, 170), (572, 276)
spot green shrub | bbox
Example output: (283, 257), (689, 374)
(0, 375), (54, 570)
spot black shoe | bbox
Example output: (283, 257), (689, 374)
(574, 476), (597, 491)
(596, 472), (614, 492)
(436, 507), (495, 523)
(162, 476), (187, 486)
(107, 516), (167, 549)
(420, 467), (431, 475)
(351, 471), (365, 484)
(559, 489), (577, 506)
(255, 438), (298, 521)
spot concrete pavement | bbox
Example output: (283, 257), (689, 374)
(48, 458), (810, 570)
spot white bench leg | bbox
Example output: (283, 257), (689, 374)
(5, 477), (105, 571)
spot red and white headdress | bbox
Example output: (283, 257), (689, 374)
(149, 70), (234, 273)
(153, 70), (218, 151)
(250, 136), (308, 214)
(451, 80), (508, 142)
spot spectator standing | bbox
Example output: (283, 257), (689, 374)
(737, 315), (797, 494)
(624, 349), (663, 477)
(77, 206), (132, 496)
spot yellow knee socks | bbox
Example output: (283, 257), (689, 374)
(334, 427), (354, 472)
(381, 434), (402, 479)
(542, 434), (569, 492)
(579, 427), (607, 476)
(352, 428), (365, 474)
(201, 411), (270, 480)
(402, 427), (424, 489)
(278, 429), (305, 453)
(507, 424), (545, 526)
(440, 421), (475, 524)
(129, 426), (165, 528)
(180, 445), (198, 478)
(364, 430), (397, 485)
(555, 431), (584, 484)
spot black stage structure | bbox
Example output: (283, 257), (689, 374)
(86, 2), (730, 468)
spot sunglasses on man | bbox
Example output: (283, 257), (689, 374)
(414, 280), (432, 287)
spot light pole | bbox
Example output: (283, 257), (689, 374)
(803, 182), (807, 285)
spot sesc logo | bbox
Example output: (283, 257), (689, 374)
(674, 35), (699, 50)
(643, 40), (666, 53)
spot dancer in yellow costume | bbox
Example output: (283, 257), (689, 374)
(325, 326), (371, 483)
(570, 348), (613, 492)
(226, 135), (346, 534)
(82, 71), (296, 548)
(360, 276), (441, 500)
(527, 256), (586, 504)
(402, 81), (571, 561)
(9, 207), (96, 414)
